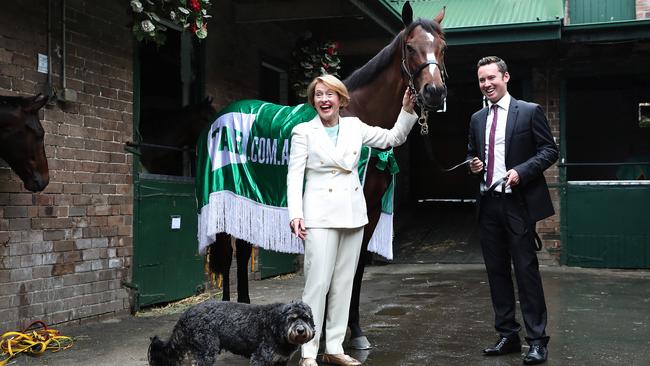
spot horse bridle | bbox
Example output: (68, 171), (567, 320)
(400, 33), (448, 135)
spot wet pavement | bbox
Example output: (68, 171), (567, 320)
(392, 201), (483, 264)
(7, 202), (650, 365)
(8, 264), (650, 366)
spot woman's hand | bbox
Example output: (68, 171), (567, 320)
(290, 218), (307, 240)
(402, 88), (416, 114)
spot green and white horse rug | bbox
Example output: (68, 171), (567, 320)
(196, 100), (399, 260)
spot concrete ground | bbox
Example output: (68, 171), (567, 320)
(6, 202), (650, 365)
(7, 264), (650, 366)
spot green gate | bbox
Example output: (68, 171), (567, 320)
(259, 250), (296, 279)
(563, 182), (650, 268)
(133, 176), (204, 307)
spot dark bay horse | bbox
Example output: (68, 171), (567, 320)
(0, 93), (49, 192)
(207, 1), (447, 348)
(341, 3), (447, 347)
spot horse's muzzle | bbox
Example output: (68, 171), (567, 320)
(420, 83), (447, 110)
(24, 173), (49, 192)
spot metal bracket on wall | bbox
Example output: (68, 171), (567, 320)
(121, 281), (141, 313)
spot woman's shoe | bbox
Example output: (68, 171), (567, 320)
(299, 357), (319, 366)
(322, 353), (362, 366)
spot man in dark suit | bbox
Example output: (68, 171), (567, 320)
(466, 56), (558, 365)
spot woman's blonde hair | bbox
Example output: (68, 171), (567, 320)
(307, 74), (350, 108)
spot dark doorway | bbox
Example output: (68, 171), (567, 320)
(566, 75), (650, 181)
(132, 30), (205, 309)
(394, 71), (524, 265)
(138, 31), (204, 177)
(260, 61), (288, 105)
(563, 73), (650, 268)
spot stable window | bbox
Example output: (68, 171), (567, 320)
(566, 76), (650, 182)
(137, 30), (204, 177)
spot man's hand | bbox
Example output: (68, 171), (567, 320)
(470, 157), (484, 174)
(505, 169), (520, 187)
(290, 218), (307, 240)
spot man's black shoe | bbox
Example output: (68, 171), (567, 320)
(483, 337), (522, 356)
(523, 344), (547, 364)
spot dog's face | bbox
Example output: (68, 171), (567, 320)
(281, 301), (315, 345)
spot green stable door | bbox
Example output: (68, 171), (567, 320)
(133, 177), (204, 308)
(131, 29), (205, 309)
(563, 183), (650, 268)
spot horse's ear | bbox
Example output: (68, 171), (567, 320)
(24, 94), (47, 112)
(401, 1), (413, 26)
(434, 6), (445, 24)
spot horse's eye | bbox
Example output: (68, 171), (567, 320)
(406, 44), (415, 53)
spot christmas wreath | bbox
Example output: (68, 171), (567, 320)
(130, 0), (212, 45)
(290, 35), (341, 99)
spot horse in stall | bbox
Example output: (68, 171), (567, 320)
(0, 93), (49, 192)
(205, 1), (447, 349)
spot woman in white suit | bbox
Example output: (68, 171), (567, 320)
(288, 74), (417, 366)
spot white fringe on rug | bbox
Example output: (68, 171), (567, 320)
(367, 212), (393, 260)
(198, 191), (302, 255)
(197, 190), (393, 260)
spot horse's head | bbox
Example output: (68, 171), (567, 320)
(0, 94), (49, 192)
(400, 2), (447, 111)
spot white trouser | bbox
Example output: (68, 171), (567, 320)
(300, 227), (364, 358)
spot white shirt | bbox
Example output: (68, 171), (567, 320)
(484, 93), (511, 193)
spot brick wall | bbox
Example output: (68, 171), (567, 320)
(531, 65), (562, 263)
(0, 0), (133, 331)
(637, 0), (650, 19)
(204, 2), (297, 111)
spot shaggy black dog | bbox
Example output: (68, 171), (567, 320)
(148, 300), (314, 366)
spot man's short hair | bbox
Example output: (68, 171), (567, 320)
(477, 56), (508, 74)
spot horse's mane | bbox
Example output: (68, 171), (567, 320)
(0, 96), (27, 121)
(343, 18), (445, 91)
(0, 95), (25, 106)
(343, 35), (401, 91)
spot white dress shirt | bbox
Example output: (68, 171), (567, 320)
(484, 93), (511, 193)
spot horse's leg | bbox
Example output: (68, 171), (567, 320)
(208, 233), (233, 301)
(235, 239), (252, 303)
(348, 165), (391, 349)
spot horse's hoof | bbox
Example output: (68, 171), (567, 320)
(349, 336), (372, 350)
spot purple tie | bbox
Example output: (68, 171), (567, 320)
(486, 104), (498, 187)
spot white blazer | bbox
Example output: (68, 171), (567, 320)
(287, 108), (418, 228)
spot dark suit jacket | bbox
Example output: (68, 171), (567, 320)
(467, 96), (559, 222)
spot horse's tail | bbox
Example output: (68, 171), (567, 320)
(206, 234), (234, 287)
(147, 334), (184, 366)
